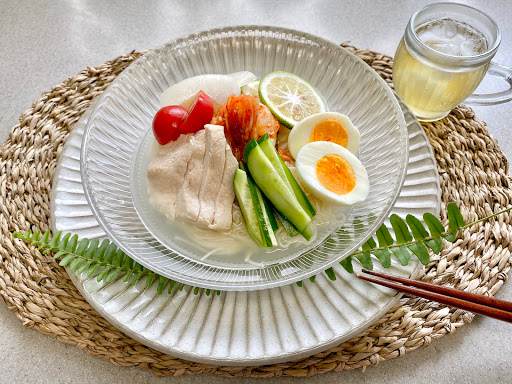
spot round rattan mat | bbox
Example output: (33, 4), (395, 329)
(1, 45), (511, 378)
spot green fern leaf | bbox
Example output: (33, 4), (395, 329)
(391, 244), (411, 265)
(324, 267), (336, 281)
(48, 231), (62, 248)
(356, 251), (373, 270)
(14, 229), (28, 240)
(122, 270), (133, 282)
(447, 202), (465, 230)
(167, 280), (176, 293)
(376, 224), (393, 247)
(103, 243), (117, 263)
(75, 238), (89, 255)
(157, 276), (167, 295)
(31, 229), (41, 242)
(406, 214), (429, 239)
(97, 266), (112, 282)
(65, 234), (79, 253)
(362, 237), (377, 250)
(59, 254), (76, 266)
(14, 202), (495, 295)
(87, 264), (100, 277)
(425, 237), (443, 254)
(69, 257), (83, 271)
(93, 239), (110, 261)
(41, 230), (50, 244)
(146, 272), (156, 287)
(131, 271), (143, 285)
(122, 254), (133, 269)
(112, 249), (125, 267)
(84, 239), (99, 259)
(390, 214), (412, 243)
(58, 233), (72, 250)
(340, 256), (354, 273)
(53, 250), (67, 260)
(408, 241), (430, 265)
(372, 248), (392, 268)
(105, 269), (120, 284)
(445, 202), (465, 242)
(78, 260), (93, 274)
(423, 213), (445, 236)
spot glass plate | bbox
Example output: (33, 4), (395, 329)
(81, 26), (408, 290)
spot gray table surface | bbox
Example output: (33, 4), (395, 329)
(2, 0), (512, 383)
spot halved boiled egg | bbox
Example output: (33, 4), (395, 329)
(296, 141), (369, 206)
(288, 112), (360, 159)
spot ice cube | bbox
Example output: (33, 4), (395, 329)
(428, 42), (461, 56)
(440, 18), (458, 39)
(417, 18), (488, 56)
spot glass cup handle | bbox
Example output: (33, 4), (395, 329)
(465, 62), (512, 106)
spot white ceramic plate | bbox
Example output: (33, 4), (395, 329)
(51, 97), (440, 365)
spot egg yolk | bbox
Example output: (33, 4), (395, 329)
(316, 154), (356, 195)
(310, 120), (348, 147)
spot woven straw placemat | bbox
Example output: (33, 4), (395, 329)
(1, 45), (511, 378)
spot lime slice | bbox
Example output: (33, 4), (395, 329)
(258, 71), (327, 128)
(241, 80), (260, 96)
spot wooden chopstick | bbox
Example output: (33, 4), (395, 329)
(357, 269), (512, 323)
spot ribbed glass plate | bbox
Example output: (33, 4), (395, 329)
(81, 26), (408, 290)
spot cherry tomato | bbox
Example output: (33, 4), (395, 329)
(178, 91), (214, 135)
(152, 105), (187, 145)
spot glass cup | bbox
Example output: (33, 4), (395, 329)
(393, 2), (512, 122)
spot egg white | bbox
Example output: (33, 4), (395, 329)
(288, 112), (360, 159)
(296, 141), (369, 206)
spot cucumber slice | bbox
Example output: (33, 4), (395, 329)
(274, 210), (299, 237)
(262, 195), (279, 232)
(245, 157), (277, 232)
(279, 155), (316, 218)
(257, 133), (293, 193)
(246, 169), (276, 247)
(244, 139), (311, 234)
(233, 169), (265, 247)
(258, 133), (316, 218)
(234, 168), (277, 248)
(301, 223), (312, 240)
(255, 188), (278, 246)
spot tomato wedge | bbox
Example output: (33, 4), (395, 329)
(152, 105), (187, 145)
(179, 91), (214, 135)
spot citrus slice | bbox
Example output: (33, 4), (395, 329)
(241, 80), (260, 96)
(258, 71), (327, 128)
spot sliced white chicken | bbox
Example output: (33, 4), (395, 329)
(175, 129), (207, 223)
(197, 125), (227, 227)
(146, 133), (193, 220)
(210, 141), (238, 230)
(147, 125), (238, 231)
